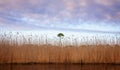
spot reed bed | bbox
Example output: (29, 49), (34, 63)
(0, 44), (120, 64)
(0, 31), (120, 64)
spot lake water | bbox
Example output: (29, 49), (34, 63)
(0, 64), (120, 70)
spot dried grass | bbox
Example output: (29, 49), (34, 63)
(0, 32), (120, 64)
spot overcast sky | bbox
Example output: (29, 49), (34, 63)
(0, 0), (120, 33)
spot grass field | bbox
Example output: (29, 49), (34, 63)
(0, 31), (120, 64)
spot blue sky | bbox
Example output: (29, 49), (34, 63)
(0, 0), (120, 33)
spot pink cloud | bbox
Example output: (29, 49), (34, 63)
(0, 0), (120, 28)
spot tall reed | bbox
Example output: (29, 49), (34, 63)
(0, 31), (120, 64)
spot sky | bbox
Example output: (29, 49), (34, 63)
(0, 0), (120, 33)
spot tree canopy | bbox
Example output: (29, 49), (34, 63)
(57, 33), (64, 38)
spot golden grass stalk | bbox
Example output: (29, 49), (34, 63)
(0, 31), (120, 64)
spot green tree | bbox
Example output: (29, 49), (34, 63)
(57, 33), (64, 46)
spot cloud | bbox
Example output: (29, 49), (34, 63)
(0, 0), (120, 32)
(95, 0), (114, 6)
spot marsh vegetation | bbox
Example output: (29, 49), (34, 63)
(0, 31), (120, 64)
